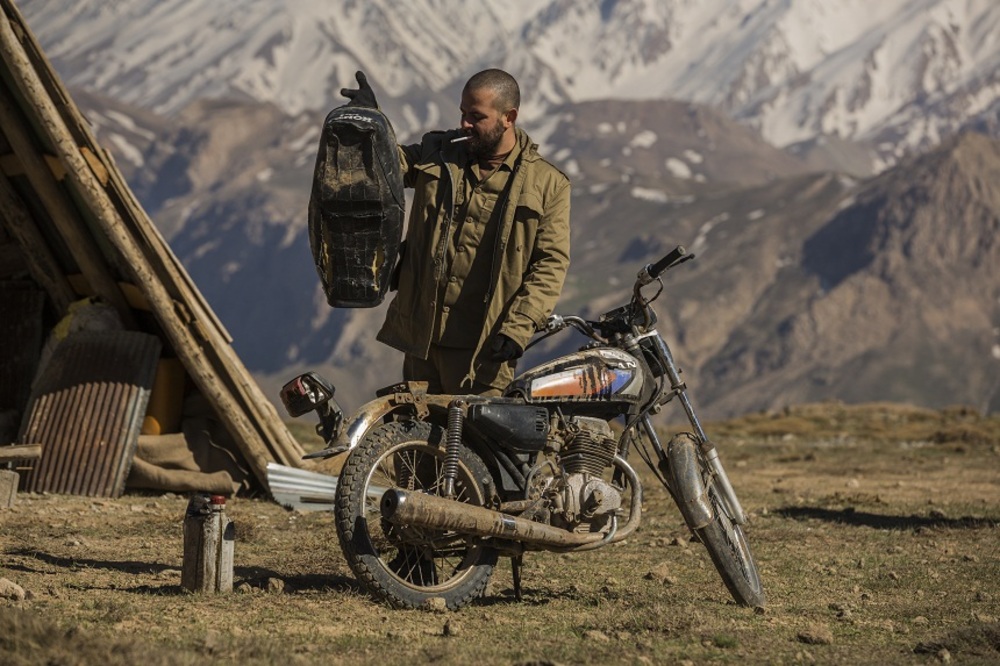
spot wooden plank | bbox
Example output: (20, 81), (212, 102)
(0, 469), (17, 508)
(0, 444), (41, 461)
(0, 89), (134, 327)
(102, 152), (233, 343)
(0, 151), (20, 175)
(0, 0), (305, 485)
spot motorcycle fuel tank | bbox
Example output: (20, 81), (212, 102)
(507, 347), (644, 405)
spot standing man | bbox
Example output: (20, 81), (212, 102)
(341, 69), (571, 395)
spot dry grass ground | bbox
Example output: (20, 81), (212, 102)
(2, 402), (998, 665)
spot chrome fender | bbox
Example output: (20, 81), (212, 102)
(333, 385), (459, 454)
(665, 432), (714, 529)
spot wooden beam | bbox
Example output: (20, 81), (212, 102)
(0, 444), (41, 461)
(0, 89), (135, 326)
(0, 151), (20, 175)
(0, 0), (305, 485)
(0, 173), (75, 311)
(0, 4), (303, 485)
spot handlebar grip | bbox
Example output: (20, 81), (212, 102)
(647, 245), (687, 279)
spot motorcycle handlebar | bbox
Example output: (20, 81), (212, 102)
(543, 314), (594, 336)
(541, 244), (694, 342)
(639, 245), (688, 285)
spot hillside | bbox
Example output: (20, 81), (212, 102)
(700, 132), (1000, 416)
(9, 0), (1000, 418)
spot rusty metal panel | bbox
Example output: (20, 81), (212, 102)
(18, 330), (160, 497)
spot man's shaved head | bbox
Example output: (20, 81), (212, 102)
(463, 69), (520, 113)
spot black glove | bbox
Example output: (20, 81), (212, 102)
(340, 70), (379, 109)
(490, 334), (523, 362)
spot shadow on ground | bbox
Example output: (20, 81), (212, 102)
(775, 506), (997, 530)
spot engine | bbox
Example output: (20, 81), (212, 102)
(545, 416), (623, 532)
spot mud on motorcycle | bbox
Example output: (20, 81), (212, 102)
(281, 245), (765, 610)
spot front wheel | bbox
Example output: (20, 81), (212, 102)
(334, 420), (498, 610)
(665, 432), (764, 607)
(694, 476), (765, 608)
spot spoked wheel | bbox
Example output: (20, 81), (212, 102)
(694, 476), (766, 608)
(664, 432), (765, 608)
(334, 420), (498, 609)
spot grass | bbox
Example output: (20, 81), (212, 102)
(1, 402), (998, 664)
(706, 401), (1000, 446)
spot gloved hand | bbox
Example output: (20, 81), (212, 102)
(340, 70), (379, 109)
(490, 334), (523, 362)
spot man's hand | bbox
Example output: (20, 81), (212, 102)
(490, 334), (523, 362)
(340, 70), (379, 109)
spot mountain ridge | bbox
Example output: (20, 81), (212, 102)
(10, 1), (1000, 417)
(17, 0), (1000, 169)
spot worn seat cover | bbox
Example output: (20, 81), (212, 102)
(308, 106), (405, 308)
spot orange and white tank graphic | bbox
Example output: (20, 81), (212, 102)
(509, 348), (644, 404)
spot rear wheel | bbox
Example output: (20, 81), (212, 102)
(334, 420), (498, 609)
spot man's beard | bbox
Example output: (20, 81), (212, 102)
(469, 118), (506, 158)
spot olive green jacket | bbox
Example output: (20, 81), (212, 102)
(376, 127), (571, 387)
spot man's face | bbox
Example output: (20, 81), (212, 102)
(460, 87), (514, 158)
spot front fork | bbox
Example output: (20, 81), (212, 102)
(640, 334), (748, 525)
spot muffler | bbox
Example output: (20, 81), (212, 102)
(380, 489), (605, 549)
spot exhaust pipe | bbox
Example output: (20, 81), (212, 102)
(381, 489), (606, 549)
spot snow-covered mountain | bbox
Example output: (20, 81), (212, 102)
(11, 0), (1000, 417)
(17, 0), (1000, 163)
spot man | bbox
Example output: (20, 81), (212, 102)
(342, 69), (571, 396)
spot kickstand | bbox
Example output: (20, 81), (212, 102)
(511, 555), (523, 602)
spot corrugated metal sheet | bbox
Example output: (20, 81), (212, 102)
(266, 462), (387, 512)
(267, 462), (338, 512)
(18, 330), (160, 497)
(0, 0), (306, 497)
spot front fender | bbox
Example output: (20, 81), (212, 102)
(664, 432), (714, 530)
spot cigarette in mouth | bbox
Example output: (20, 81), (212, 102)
(450, 135), (471, 143)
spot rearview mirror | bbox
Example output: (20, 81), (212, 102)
(280, 372), (335, 417)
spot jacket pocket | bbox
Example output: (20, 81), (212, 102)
(513, 191), (543, 221)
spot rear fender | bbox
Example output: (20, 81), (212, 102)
(337, 382), (457, 453)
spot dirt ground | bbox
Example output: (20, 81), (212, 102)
(1, 402), (998, 665)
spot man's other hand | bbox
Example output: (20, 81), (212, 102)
(490, 334), (523, 362)
(340, 71), (379, 109)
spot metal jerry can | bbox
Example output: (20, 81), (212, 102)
(181, 494), (234, 593)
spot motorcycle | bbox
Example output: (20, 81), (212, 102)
(280, 245), (765, 610)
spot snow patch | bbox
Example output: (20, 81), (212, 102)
(106, 132), (144, 167)
(691, 212), (729, 254)
(629, 130), (657, 148)
(630, 187), (669, 203)
(683, 149), (704, 164)
(665, 157), (692, 179)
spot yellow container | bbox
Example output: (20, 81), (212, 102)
(143, 358), (185, 435)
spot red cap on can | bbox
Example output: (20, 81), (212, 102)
(209, 494), (226, 505)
